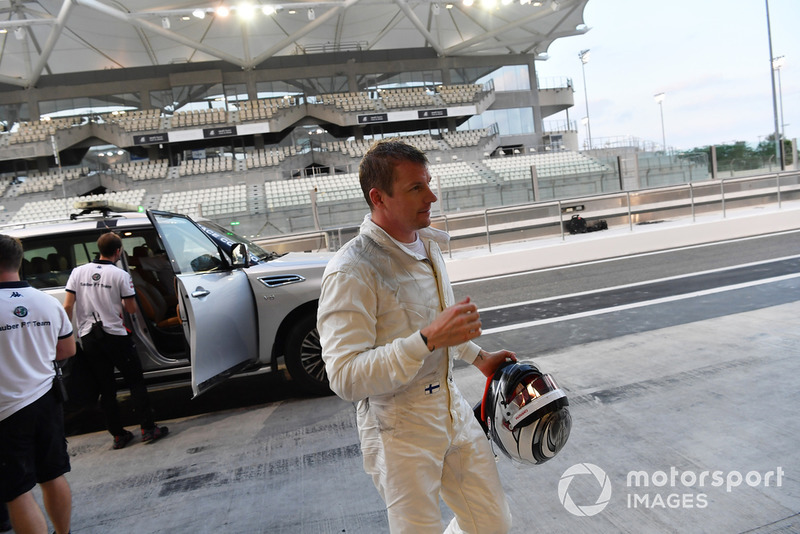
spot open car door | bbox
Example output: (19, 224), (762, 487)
(147, 210), (258, 396)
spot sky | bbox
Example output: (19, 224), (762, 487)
(534, 0), (799, 152)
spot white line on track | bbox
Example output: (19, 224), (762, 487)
(481, 271), (800, 335)
(453, 229), (800, 287)
(478, 253), (800, 313)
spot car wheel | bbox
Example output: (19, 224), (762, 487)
(284, 313), (331, 396)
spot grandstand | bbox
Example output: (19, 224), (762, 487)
(7, 190), (146, 226)
(0, 0), (707, 238)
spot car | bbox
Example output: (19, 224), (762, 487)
(4, 202), (332, 397)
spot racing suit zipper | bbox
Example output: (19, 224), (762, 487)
(426, 240), (456, 426)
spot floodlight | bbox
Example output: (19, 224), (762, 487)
(161, 17), (171, 29)
(263, 5), (276, 15)
(193, 8), (206, 19)
(238, 3), (256, 20)
(654, 93), (666, 151)
(307, 8), (315, 20)
(216, 6), (230, 17)
(14, 26), (24, 41)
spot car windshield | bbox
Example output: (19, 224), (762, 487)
(196, 221), (276, 264)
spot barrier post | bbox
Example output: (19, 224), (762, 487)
(626, 192), (633, 231)
(484, 210), (492, 253)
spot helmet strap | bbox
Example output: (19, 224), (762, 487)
(480, 373), (494, 423)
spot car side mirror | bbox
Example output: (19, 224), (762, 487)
(231, 242), (250, 269)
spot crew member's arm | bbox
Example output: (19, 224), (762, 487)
(56, 303), (76, 360)
(122, 295), (137, 315)
(56, 335), (77, 361)
(62, 291), (75, 320)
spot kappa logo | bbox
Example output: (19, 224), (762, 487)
(13, 305), (28, 318)
(10, 291), (23, 297)
(92, 273), (101, 281)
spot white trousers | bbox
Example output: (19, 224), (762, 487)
(358, 385), (512, 534)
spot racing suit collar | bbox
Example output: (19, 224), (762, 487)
(361, 214), (450, 259)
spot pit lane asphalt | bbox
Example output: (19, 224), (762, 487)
(31, 202), (800, 533)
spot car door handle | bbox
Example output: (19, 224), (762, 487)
(191, 288), (210, 298)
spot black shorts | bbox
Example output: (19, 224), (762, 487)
(0, 388), (71, 502)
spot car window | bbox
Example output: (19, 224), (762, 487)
(18, 226), (164, 289)
(197, 220), (272, 263)
(20, 231), (99, 289)
(156, 215), (224, 274)
(73, 239), (99, 266)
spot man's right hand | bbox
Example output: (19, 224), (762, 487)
(420, 297), (482, 351)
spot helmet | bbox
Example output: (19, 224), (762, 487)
(479, 360), (571, 465)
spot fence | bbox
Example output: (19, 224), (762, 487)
(254, 170), (800, 255)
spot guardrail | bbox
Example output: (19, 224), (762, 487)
(255, 170), (799, 255)
(437, 170), (799, 255)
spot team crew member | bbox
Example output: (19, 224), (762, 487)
(0, 234), (76, 534)
(63, 232), (168, 450)
(317, 140), (515, 533)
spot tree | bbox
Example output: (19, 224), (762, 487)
(682, 135), (792, 173)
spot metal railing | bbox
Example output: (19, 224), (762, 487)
(253, 170), (799, 255)
(432, 170), (799, 255)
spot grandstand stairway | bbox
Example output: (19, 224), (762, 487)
(468, 161), (500, 184)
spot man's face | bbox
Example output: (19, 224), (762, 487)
(371, 160), (438, 242)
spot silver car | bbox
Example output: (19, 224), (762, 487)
(5, 205), (331, 397)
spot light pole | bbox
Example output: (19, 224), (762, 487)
(581, 117), (589, 150)
(654, 92), (666, 152)
(765, 0), (784, 170)
(578, 49), (592, 150)
(772, 55), (786, 141)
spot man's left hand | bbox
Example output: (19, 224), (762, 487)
(473, 349), (517, 378)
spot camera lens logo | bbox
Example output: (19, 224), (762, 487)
(558, 463), (612, 516)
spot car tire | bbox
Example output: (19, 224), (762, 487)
(284, 313), (331, 396)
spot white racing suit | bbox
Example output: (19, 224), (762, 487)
(318, 215), (512, 534)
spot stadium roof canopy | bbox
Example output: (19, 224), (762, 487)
(0, 0), (589, 88)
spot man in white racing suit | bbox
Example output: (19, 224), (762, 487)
(317, 139), (514, 533)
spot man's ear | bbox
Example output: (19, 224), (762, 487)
(368, 187), (384, 209)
